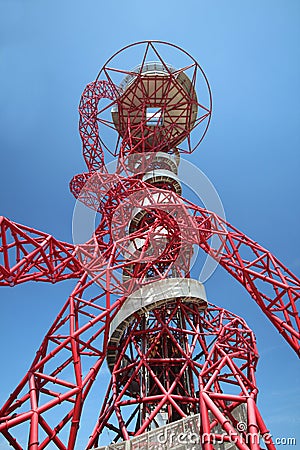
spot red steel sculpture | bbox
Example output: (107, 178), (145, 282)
(0, 41), (299, 450)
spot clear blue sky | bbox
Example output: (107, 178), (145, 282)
(0, 0), (299, 448)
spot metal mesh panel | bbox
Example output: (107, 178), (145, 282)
(95, 414), (200, 450)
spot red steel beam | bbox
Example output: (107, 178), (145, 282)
(0, 216), (83, 286)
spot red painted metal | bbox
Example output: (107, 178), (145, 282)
(0, 274), (114, 449)
(87, 303), (275, 449)
(79, 80), (118, 172)
(0, 216), (82, 286)
(0, 41), (298, 449)
(71, 178), (300, 355)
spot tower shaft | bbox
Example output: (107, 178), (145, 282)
(0, 41), (298, 450)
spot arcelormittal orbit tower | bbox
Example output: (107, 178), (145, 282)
(0, 41), (299, 449)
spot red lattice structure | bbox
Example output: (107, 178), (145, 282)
(0, 41), (298, 450)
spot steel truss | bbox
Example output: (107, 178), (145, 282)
(87, 302), (275, 450)
(0, 216), (82, 286)
(0, 41), (298, 449)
